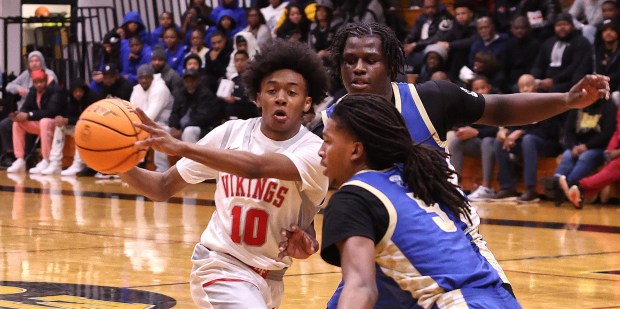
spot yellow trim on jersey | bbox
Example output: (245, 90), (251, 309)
(341, 180), (396, 254)
(391, 82), (402, 113)
(407, 84), (447, 148)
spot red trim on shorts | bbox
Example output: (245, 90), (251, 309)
(202, 278), (248, 288)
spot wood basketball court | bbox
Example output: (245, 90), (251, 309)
(0, 172), (618, 308)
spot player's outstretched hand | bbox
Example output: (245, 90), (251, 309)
(133, 108), (183, 156)
(277, 224), (319, 261)
(567, 74), (610, 109)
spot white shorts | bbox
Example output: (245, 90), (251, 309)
(190, 244), (285, 309)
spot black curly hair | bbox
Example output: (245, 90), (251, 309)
(331, 94), (471, 222)
(330, 22), (405, 81)
(242, 39), (329, 105)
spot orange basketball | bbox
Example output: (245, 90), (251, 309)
(75, 98), (149, 174)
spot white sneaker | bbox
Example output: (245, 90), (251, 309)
(41, 161), (62, 175)
(467, 186), (495, 202)
(7, 158), (26, 173)
(95, 172), (119, 179)
(60, 162), (85, 176)
(29, 159), (50, 174)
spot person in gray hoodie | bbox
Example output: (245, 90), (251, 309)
(1, 51), (58, 166)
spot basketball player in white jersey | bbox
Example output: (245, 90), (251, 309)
(119, 40), (330, 308)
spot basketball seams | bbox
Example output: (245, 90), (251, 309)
(108, 99), (143, 138)
(99, 149), (148, 174)
(76, 119), (140, 138)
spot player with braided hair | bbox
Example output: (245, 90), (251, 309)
(319, 94), (522, 308)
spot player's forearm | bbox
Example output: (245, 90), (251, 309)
(479, 93), (570, 127)
(119, 167), (182, 201)
(178, 142), (301, 180)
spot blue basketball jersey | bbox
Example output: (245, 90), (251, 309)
(322, 83), (445, 151)
(327, 168), (521, 309)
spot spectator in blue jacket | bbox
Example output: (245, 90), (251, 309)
(121, 36), (152, 84)
(210, 0), (246, 34)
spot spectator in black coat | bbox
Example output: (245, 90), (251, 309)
(98, 63), (134, 100)
(502, 16), (541, 93)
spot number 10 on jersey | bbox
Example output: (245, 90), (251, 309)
(231, 206), (270, 246)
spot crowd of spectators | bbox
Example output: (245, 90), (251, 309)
(1, 0), (619, 205)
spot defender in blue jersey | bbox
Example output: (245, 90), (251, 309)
(319, 94), (522, 309)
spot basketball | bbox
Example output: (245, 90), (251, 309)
(75, 98), (149, 174)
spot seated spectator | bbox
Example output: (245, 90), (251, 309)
(563, 107), (620, 208)
(470, 51), (504, 91)
(260, 0), (289, 34)
(204, 31), (233, 91)
(243, 8), (272, 48)
(542, 98), (617, 205)
(531, 14), (592, 93)
(2, 51), (58, 167)
(502, 16), (540, 93)
(210, 0), (247, 34)
(276, 3), (311, 42)
(162, 27), (188, 75)
(183, 53), (203, 73)
(225, 31), (259, 79)
(206, 10), (240, 49)
(98, 63), (134, 100)
(150, 47), (183, 92)
(416, 44), (448, 83)
(119, 11), (151, 48)
(448, 76), (498, 201)
(42, 79), (101, 175)
(180, 5), (212, 45)
(121, 36), (152, 84)
(91, 31), (122, 93)
(569, 0), (606, 43)
(495, 0), (561, 41)
(221, 51), (259, 121)
(435, 0), (477, 81)
(576, 19), (620, 104)
(600, 0), (618, 23)
(7, 70), (65, 173)
(130, 64), (174, 172)
(469, 17), (508, 69)
(169, 69), (224, 143)
(151, 12), (180, 48)
(308, 0), (343, 56)
(403, 0), (453, 73)
(186, 28), (209, 67)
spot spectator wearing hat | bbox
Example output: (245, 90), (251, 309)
(169, 69), (224, 143)
(7, 70), (66, 173)
(150, 47), (183, 92)
(576, 19), (620, 104)
(531, 13), (592, 93)
(97, 63), (134, 100)
(225, 31), (259, 79)
(403, 0), (454, 73)
(416, 44), (448, 83)
(435, 0), (477, 82)
(121, 36), (152, 85)
(39, 79), (102, 175)
(308, 0), (343, 56)
(501, 16), (541, 93)
(130, 64), (174, 172)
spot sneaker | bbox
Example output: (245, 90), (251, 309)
(491, 189), (519, 201)
(467, 186), (496, 202)
(0, 152), (16, 168)
(76, 167), (96, 177)
(41, 161), (62, 175)
(542, 175), (564, 206)
(60, 162), (85, 176)
(516, 189), (540, 204)
(95, 172), (119, 179)
(567, 185), (584, 209)
(600, 185), (611, 204)
(7, 158), (26, 173)
(29, 159), (50, 174)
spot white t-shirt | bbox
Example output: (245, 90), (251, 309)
(176, 118), (328, 270)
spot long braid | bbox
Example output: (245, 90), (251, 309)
(332, 94), (471, 222)
(330, 22), (405, 81)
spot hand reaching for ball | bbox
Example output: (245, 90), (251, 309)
(133, 108), (184, 157)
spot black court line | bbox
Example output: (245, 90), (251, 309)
(503, 269), (620, 282)
(2, 184), (620, 235)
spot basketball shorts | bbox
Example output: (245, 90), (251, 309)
(190, 243), (285, 309)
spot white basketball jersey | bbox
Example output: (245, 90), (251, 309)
(176, 118), (328, 270)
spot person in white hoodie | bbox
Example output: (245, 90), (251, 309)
(130, 64), (174, 172)
(225, 31), (260, 79)
(260, 0), (289, 34)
